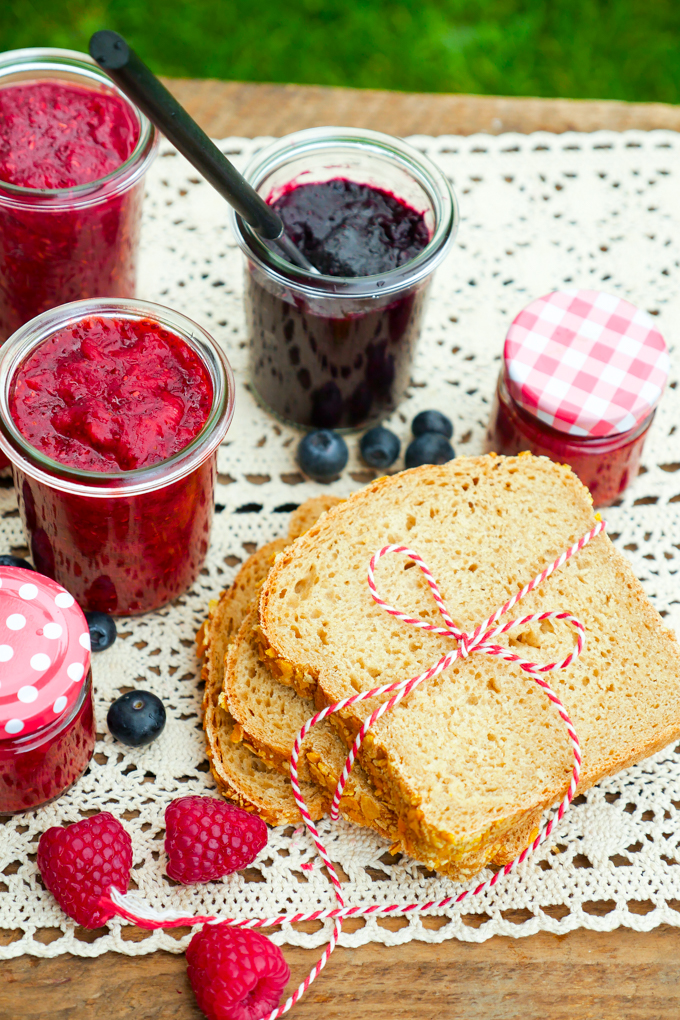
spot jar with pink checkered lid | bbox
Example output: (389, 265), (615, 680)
(0, 564), (95, 813)
(487, 289), (670, 507)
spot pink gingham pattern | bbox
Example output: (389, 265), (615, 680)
(504, 289), (669, 437)
(103, 520), (606, 1020)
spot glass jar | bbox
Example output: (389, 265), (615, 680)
(0, 47), (158, 344)
(488, 372), (655, 507)
(0, 564), (95, 813)
(0, 298), (235, 616)
(486, 289), (669, 508)
(231, 127), (458, 430)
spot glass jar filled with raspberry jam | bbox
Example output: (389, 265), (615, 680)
(487, 290), (670, 507)
(0, 564), (95, 813)
(0, 47), (158, 344)
(230, 128), (458, 430)
(0, 298), (234, 615)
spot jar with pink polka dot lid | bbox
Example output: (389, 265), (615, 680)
(0, 564), (95, 813)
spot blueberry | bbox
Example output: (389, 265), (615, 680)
(297, 429), (348, 481)
(107, 690), (166, 747)
(412, 410), (453, 439)
(360, 426), (400, 469)
(405, 433), (455, 469)
(85, 610), (117, 652)
(0, 554), (34, 571)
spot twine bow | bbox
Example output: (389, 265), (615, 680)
(107, 518), (606, 1020)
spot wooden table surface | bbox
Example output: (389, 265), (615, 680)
(3, 80), (680, 1020)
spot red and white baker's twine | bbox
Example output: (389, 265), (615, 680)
(106, 518), (606, 1019)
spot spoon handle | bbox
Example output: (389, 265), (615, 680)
(89, 30), (283, 240)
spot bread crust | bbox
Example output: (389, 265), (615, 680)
(258, 454), (680, 874)
(199, 538), (328, 825)
(223, 604), (400, 840)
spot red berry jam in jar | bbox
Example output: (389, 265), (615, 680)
(232, 128), (457, 430)
(0, 48), (158, 344)
(0, 564), (95, 813)
(487, 290), (669, 507)
(0, 299), (234, 615)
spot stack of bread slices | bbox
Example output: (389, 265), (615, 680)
(199, 453), (680, 880)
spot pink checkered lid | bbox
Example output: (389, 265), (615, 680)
(0, 566), (91, 738)
(504, 289), (670, 437)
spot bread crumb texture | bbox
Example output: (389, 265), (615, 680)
(259, 455), (680, 872)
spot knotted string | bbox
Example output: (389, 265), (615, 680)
(107, 518), (606, 1020)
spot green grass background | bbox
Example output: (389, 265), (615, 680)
(4, 0), (680, 102)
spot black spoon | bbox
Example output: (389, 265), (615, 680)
(89, 30), (319, 274)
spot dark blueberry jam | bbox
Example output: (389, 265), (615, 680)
(273, 179), (429, 277)
(248, 179), (430, 429)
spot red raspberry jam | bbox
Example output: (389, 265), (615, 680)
(0, 74), (155, 344)
(0, 565), (95, 814)
(488, 373), (654, 508)
(0, 671), (96, 814)
(487, 290), (669, 507)
(11, 316), (213, 472)
(0, 81), (138, 190)
(1, 304), (234, 616)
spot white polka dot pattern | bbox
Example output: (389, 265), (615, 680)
(0, 565), (90, 735)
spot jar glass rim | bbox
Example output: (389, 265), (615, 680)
(0, 47), (158, 205)
(230, 126), (458, 300)
(0, 298), (235, 497)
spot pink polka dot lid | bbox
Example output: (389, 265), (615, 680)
(0, 565), (91, 739)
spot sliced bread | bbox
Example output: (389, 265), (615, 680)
(199, 539), (328, 825)
(288, 494), (344, 541)
(222, 601), (545, 869)
(222, 604), (398, 838)
(259, 453), (680, 876)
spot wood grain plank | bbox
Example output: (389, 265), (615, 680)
(162, 79), (680, 138)
(3, 925), (680, 1020)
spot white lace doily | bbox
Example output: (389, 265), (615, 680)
(1, 131), (679, 960)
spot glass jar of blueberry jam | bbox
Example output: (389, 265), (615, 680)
(0, 298), (234, 615)
(231, 127), (457, 430)
(0, 564), (95, 814)
(487, 289), (669, 507)
(0, 48), (158, 344)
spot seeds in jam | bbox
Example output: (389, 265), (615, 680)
(10, 316), (213, 472)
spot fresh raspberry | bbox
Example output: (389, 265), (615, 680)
(37, 812), (132, 928)
(187, 923), (290, 1020)
(165, 796), (267, 884)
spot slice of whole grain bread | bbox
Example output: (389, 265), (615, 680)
(259, 453), (680, 876)
(197, 496), (343, 824)
(222, 605), (399, 839)
(199, 538), (328, 825)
